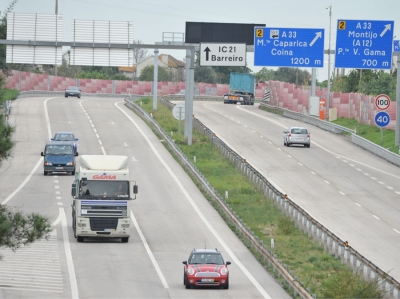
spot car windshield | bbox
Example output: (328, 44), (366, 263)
(79, 181), (129, 199)
(291, 128), (307, 134)
(189, 253), (224, 265)
(54, 133), (74, 141)
(67, 86), (79, 90)
(45, 145), (74, 155)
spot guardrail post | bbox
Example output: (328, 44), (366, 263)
(323, 232), (328, 252)
(352, 254), (357, 274)
(334, 240), (339, 258)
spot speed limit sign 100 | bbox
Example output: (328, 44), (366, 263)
(375, 94), (391, 110)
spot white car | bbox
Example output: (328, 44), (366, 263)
(283, 126), (311, 148)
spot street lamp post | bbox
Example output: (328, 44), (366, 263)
(55, 0), (58, 76)
(326, 5), (332, 114)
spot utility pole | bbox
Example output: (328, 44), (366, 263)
(326, 5), (332, 113)
(55, 0), (58, 76)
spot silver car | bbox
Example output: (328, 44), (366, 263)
(283, 126), (310, 148)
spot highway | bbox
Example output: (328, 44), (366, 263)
(191, 101), (400, 283)
(0, 97), (290, 299)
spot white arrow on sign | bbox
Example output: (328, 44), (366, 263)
(380, 24), (391, 37)
(309, 32), (322, 47)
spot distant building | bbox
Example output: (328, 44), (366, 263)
(135, 54), (185, 81)
(118, 66), (136, 79)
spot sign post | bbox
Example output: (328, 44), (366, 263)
(253, 27), (324, 68)
(335, 20), (394, 69)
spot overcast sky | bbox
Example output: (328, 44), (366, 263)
(3, 0), (400, 81)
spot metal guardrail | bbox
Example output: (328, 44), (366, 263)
(125, 96), (400, 299)
(259, 101), (400, 167)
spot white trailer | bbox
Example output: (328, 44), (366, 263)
(71, 155), (138, 243)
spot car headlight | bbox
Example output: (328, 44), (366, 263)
(220, 267), (228, 275)
(187, 267), (196, 275)
(66, 162), (75, 166)
(44, 162), (52, 166)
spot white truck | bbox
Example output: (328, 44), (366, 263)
(71, 155), (138, 243)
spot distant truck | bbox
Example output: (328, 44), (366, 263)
(223, 72), (255, 105)
(71, 155), (138, 243)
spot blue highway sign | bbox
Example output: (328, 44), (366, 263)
(254, 27), (324, 68)
(335, 20), (394, 69)
(394, 40), (400, 53)
(374, 111), (391, 128)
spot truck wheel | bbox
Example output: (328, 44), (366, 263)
(44, 171), (48, 176)
(121, 237), (129, 243)
(72, 168), (75, 175)
(77, 236), (84, 242)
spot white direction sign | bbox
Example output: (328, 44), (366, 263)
(375, 94), (391, 110)
(200, 43), (246, 66)
(172, 104), (185, 120)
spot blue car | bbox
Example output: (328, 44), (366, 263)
(41, 141), (78, 176)
(51, 132), (79, 154)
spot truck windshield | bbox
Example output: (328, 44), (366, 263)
(79, 181), (129, 199)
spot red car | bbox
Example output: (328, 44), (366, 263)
(183, 248), (231, 289)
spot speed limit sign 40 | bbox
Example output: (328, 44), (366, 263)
(375, 94), (391, 110)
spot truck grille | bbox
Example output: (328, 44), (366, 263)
(90, 218), (118, 231)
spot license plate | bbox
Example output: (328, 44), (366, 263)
(55, 167), (64, 170)
(201, 279), (214, 282)
(230, 96), (238, 99)
(104, 229), (115, 232)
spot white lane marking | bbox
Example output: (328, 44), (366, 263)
(124, 142), (129, 146)
(372, 215), (380, 220)
(349, 164), (354, 167)
(310, 171), (316, 175)
(93, 128), (97, 133)
(116, 102), (272, 299)
(287, 155), (291, 158)
(56, 196), (61, 200)
(244, 125), (248, 128)
(355, 203), (362, 207)
(378, 181), (385, 185)
(96, 134), (100, 138)
(393, 229), (400, 234)
(98, 140), (102, 145)
(339, 191), (346, 196)
(54, 180), (59, 183)
(130, 211), (169, 288)
(387, 186), (394, 190)
(55, 186), (59, 189)
(251, 130), (255, 133)
(1, 158), (43, 205)
(298, 163), (303, 166)
(91, 124), (95, 128)
(260, 135), (263, 138)
(356, 168), (362, 171)
(55, 191), (60, 195)
(325, 180), (330, 184)
(57, 202), (63, 206)
(343, 160), (348, 163)
(395, 191), (400, 195)
(61, 208), (79, 299)
(101, 146), (107, 155)
(371, 177), (377, 180)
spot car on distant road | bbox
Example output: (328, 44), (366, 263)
(65, 86), (81, 98)
(182, 248), (231, 289)
(283, 126), (311, 147)
(51, 132), (79, 154)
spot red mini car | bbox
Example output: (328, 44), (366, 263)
(183, 248), (231, 289)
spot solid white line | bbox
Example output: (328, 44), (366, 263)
(60, 208), (79, 299)
(130, 211), (169, 289)
(116, 102), (272, 299)
(1, 158), (43, 205)
(51, 209), (63, 227)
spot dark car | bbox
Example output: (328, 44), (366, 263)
(51, 132), (78, 154)
(41, 141), (78, 176)
(65, 86), (81, 98)
(183, 248), (231, 289)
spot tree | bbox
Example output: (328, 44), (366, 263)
(139, 65), (170, 81)
(132, 40), (149, 65)
(254, 67), (275, 82)
(194, 65), (216, 83)
(0, 205), (52, 256)
(0, 0), (18, 75)
(56, 57), (82, 78)
(212, 66), (252, 84)
(0, 73), (14, 160)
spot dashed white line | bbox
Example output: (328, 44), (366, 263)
(378, 181), (385, 185)
(356, 168), (362, 171)
(395, 191), (400, 195)
(298, 163), (303, 166)
(96, 134), (100, 138)
(371, 177), (377, 180)
(393, 229), (400, 234)
(364, 173), (370, 176)
(339, 191), (346, 196)
(372, 215), (380, 220)
(324, 180), (330, 184)
(386, 186), (394, 190)
(355, 203), (362, 207)
(310, 171), (316, 175)
(349, 164), (355, 167)
(98, 139), (103, 145)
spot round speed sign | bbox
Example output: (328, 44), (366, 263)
(375, 94), (391, 110)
